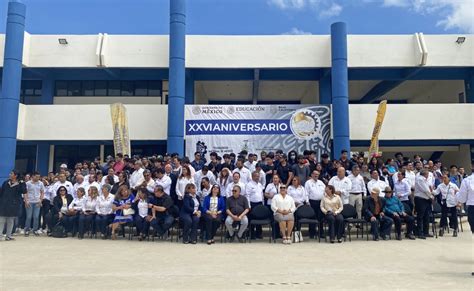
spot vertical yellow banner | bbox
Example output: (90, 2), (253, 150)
(368, 100), (387, 158)
(110, 103), (131, 156)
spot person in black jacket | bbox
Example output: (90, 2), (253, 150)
(0, 170), (27, 241)
(179, 183), (201, 244)
(364, 188), (393, 241)
(149, 185), (175, 239)
(47, 186), (74, 235)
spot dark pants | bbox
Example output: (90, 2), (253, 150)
(134, 215), (151, 236)
(13, 201), (25, 233)
(150, 214), (174, 236)
(205, 213), (222, 240)
(250, 202), (263, 239)
(387, 213), (414, 236)
(369, 215), (393, 239)
(415, 197), (431, 236)
(325, 213), (344, 241)
(440, 201), (458, 230)
(401, 200), (414, 215)
(63, 213), (79, 234)
(78, 214), (96, 237)
(309, 199), (324, 237)
(180, 214), (199, 242)
(267, 204), (280, 239)
(40, 200), (51, 229)
(96, 214), (114, 235)
(468, 206), (474, 234)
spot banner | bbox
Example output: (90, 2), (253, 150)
(185, 105), (331, 159)
(110, 103), (131, 156)
(368, 100), (387, 158)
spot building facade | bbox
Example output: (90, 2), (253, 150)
(1, 0), (473, 181)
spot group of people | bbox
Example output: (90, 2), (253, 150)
(0, 149), (473, 245)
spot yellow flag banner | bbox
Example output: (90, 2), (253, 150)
(110, 103), (131, 156)
(368, 100), (387, 158)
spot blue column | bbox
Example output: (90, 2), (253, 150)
(36, 143), (49, 175)
(167, 0), (186, 156)
(0, 1), (26, 183)
(330, 22), (350, 159)
(185, 69), (194, 104)
(319, 72), (331, 104)
(465, 71), (474, 103)
(40, 77), (55, 104)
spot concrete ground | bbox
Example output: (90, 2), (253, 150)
(0, 224), (472, 291)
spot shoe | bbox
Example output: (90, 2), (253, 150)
(5, 236), (15, 241)
(407, 234), (416, 240)
(439, 229), (444, 237)
(426, 234), (434, 238)
(418, 236), (426, 240)
(47, 231), (52, 237)
(381, 235), (387, 240)
(211, 240), (215, 244)
(191, 241), (197, 244)
(207, 240), (212, 245)
(287, 240), (292, 245)
(337, 239), (343, 243)
(183, 241), (189, 244)
(453, 230), (458, 237)
(238, 236), (244, 243)
(18, 229), (23, 234)
(101, 234), (107, 240)
(330, 240), (335, 244)
(36, 229), (43, 234)
(373, 236), (379, 241)
(282, 239), (288, 244)
(33, 231), (40, 236)
(396, 234), (402, 241)
(24, 231), (29, 237)
(229, 234), (235, 242)
(111, 234), (117, 240)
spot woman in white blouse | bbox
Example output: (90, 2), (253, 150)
(65, 187), (86, 237)
(78, 186), (99, 239)
(287, 176), (308, 207)
(320, 185), (344, 243)
(176, 166), (194, 204)
(133, 188), (152, 241)
(265, 174), (282, 208)
(271, 185), (296, 244)
(95, 184), (115, 239)
(218, 168), (232, 195)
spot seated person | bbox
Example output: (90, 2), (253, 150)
(364, 188), (393, 241)
(149, 185), (175, 239)
(271, 185), (296, 244)
(179, 183), (201, 244)
(95, 184), (115, 239)
(111, 186), (135, 240)
(65, 187), (86, 237)
(133, 187), (152, 241)
(225, 185), (250, 243)
(48, 186), (74, 235)
(202, 184), (226, 245)
(320, 185), (344, 243)
(78, 186), (99, 239)
(383, 186), (416, 240)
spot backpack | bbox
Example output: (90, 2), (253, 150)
(51, 223), (68, 238)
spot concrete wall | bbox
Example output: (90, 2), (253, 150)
(54, 96), (163, 105)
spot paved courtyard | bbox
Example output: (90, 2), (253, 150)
(0, 225), (472, 291)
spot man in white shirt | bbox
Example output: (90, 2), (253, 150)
(136, 169), (156, 194)
(84, 174), (101, 195)
(73, 174), (87, 199)
(246, 171), (265, 239)
(404, 163), (416, 189)
(226, 172), (247, 199)
(233, 158), (252, 184)
(393, 172), (413, 211)
(130, 161), (145, 190)
(194, 166), (216, 192)
(101, 168), (119, 185)
(456, 160), (474, 236)
(244, 154), (257, 174)
(53, 173), (74, 197)
(414, 169), (434, 239)
(347, 166), (366, 219)
(434, 174), (459, 237)
(305, 170), (326, 238)
(367, 170), (388, 198)
(155, 168), (172, 195)
(328, 167), (352, 204)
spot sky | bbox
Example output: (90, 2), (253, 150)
(0, 0), (473, 35)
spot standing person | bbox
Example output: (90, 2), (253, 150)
(218, 168), (232, 197)
(53, 173), (74, 197)
(414, 169), (435, 239)
(246, 171), (265, 239)
(328, 167), (352, 205)
(347, 166), (366, 219)
(155, 168), (172, 196)
(202, 185), (226, 245)
(367, 170), (388, 197)
(271, 184), (296, 244)
(110, 186), (135, 240)
(24, 172), (45, 236)
(0, 171), (27, 241)
(129, 161), (145, 191)
(264, 174), (283, 211)
(433, 174), (459, 237)
(305, 170), (326, 238)
(225, 185), (250, 243)
(40, 177), (53, 233)
(110, 171), (129, 195)
(95, 184), (115, 239)
(233, 158), (252, 184)
(261, 156), (276, 187)
(179, 183), (201, 244)
(112, 153), (125, 174)
(291, 155), (311, 185)
(225, 172), (247, 199)
(175, 166), (194, 203)
(276, 154), (293, 187)
(320, 185), (344, 243)
(191, 152), (205, 172)
(194, 166), (216, 193)
(393, 172), (413, 211)
(288, 176), (308, 207)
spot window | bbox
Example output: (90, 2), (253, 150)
(134, 81), (148, 96)
(148, 81), (162, 96)
(82, 81), (94, 96)
(67, 81), (82, 96)
(94, 81), (107, 96)
(121, 81), (134, 96)
(55, 81), (68, 96)
(108, 81), (121, 96)
(20, 81), (42, 104)
(54, 80), (163, 97)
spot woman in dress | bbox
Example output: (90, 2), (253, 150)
(111, 185), (135, 240)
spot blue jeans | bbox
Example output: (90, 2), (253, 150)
(25, 202), (41, 231)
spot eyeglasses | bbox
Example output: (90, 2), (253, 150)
(232, 190), (238, 193)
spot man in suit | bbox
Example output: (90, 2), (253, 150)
(364, 188), (393, 241)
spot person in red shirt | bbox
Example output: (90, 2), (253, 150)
(112, 153), (125, 174)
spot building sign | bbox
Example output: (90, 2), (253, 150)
(185, 105), (331, 159)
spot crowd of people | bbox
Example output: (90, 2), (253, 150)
(0, 149), (473, 245)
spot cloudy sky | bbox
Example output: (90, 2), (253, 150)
(0, 0), (472, 34)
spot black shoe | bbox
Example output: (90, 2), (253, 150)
(381, 235), (387, 240)
(453, 230), (458, 237)
(207, 240), (212, 245)
(396, 234), (402, 240)
(330, 240), (335, 244)
(439, 229), (444, 237)
(337, 239), (343, 243)
(237, 236), (244, 243)
(229, 234), (235, 242)
(407, 234), (416, 240)
(426, 234), (434, 238)
(183, 241), (189, 244)
(191, 241), (197, 244)
(418, 236), (426, 240)
(373, 236), (379, 241)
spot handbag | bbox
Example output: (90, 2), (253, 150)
(123, 208), (135, 216)
(51, 222), (67, 238)
(293, 231), (303, 243)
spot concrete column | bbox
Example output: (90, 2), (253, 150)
(40, 77), (55, 104)
(319, 72), (332, 104)
(0, 1), (26, 183)
(330, 22), (350, 159)
(185, 70), (194, 104)
(36, 143), (49, 175)
(167, 0), (186, 156)
(465, 71), (474, 103)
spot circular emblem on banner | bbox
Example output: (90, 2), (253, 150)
(290, 109), (321, 140)
(192, 106), (201, 115)
(227, 106), (235, 114)
(270, 105), (278, 114)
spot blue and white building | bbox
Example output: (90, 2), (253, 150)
(0, 0), (473, 182)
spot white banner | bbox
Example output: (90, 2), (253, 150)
(185, 105), (331, 159)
